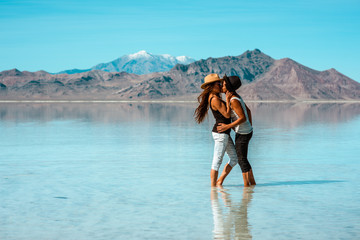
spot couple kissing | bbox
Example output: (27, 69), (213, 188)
(195, 73), (256, 187)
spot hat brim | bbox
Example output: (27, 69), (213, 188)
(224, 75), (241, 92)
(200, 78), (223, 89)
(223, 76), (234, 92)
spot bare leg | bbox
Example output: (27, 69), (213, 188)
(242, 172), (250, 187)
(216, 163), (233, 186)
(249, 169), (256, 185)
(210, 169), (219, 187)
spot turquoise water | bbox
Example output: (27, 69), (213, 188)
(0, 102), (359, 240)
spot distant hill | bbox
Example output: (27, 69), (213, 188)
(57, 50), (195, 75)
(0, 49), (359, 101)
(115, 49), (275, 99)
(114, 49), (360, 100)
(240, 58), (360, 100)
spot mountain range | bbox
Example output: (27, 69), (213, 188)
(0, 49), (359, 101)
(57, 50), (195, 75)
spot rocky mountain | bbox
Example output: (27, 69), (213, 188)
(57, 50), (195, 75)
(114, 49), (276, 99)
(0, 49), (359, 101)
(0, 68), (153, 99)
(170, 49), (275, 84)
(240, 58), (360, 100)
(113, 49), (360, 100)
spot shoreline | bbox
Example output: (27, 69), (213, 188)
(0, 100), (360, 103)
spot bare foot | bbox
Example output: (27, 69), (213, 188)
(242, 172), (250, 187)
(249, 169), (256, 185)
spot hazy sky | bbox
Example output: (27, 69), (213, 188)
(1, 0), (359, 81)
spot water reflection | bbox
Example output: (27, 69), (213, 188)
(0, 102), (359, 127)
(0, 102), (198, 123)
(248, 102), (360, 128)
(211, 187), (254, 240)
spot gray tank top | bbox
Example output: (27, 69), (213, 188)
(230, 96), (253, 134)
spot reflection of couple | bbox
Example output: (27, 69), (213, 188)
(195, 74), (256, 187)
(211, 187), (253, 240)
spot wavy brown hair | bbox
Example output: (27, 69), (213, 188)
(194, 83), (219, 124)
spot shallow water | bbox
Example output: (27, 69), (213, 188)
(1, 102), (359, 239)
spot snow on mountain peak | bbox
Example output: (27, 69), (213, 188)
(125, 51), (194, 64)
(128, 50), (152, 59)
(176, 56), (191, 63)
(160, 54), (173, 59)
(75, 51), (196, 75)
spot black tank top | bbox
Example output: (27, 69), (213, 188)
(210, 96), (231, 135)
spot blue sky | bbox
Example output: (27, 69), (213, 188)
(1, 0), (359, 81)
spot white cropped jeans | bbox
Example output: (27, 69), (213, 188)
(211, 132), (238, 171)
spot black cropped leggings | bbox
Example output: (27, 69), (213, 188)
(235, 131), (253, 173)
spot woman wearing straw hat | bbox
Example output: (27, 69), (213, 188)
(217, 75), (256, 187)
(194, 73), (238, 187)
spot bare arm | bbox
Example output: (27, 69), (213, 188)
(217, 99), (246, 132)
(225, 92), (232, 117)
(211, 97), (231, 118)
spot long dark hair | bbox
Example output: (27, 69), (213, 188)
(194, 83), (218, 124)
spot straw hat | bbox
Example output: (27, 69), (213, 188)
(201, 73), (223, 89)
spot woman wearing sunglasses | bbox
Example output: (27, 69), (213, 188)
(195, 74), (238, 187)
